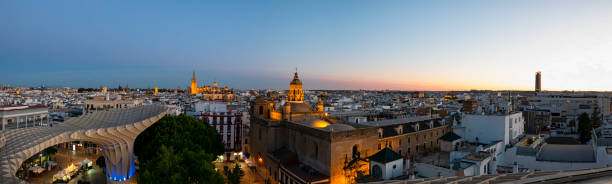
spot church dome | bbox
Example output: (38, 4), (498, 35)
(287, 102), (313, 112)
(322, 123), (356, 132)
(290, 72), (302, 85)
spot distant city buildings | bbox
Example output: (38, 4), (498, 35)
(188, 71), (236, 101)
(84, 95), (143, 113)
(4, 68), (612, 183)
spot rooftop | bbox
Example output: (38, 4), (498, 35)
(368, 148), (403, 164)
(0, 105), (47, 112)
(463, 151), (490, 161)
(361, 116), (438, 127)
(368, 166), (612, 184)
(537, 144), (595, 162)
(439, 132), (462, 142)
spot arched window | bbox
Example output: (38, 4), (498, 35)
(372, 165), (382, 179)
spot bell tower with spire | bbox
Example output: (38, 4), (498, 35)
(190, 71), (198, 94)
(287, 70), (304, 103)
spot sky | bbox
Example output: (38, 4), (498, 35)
(1, 1), (612, 91)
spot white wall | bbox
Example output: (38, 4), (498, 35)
(371, 159), (403, 180)
(596, 146), (612, 168)
(385, 159), (404, 180)
(348, 116), (368, 124)
(460, 112), (524, 146)
(194, 102), (227, 113)
(414, 163), (455, 178)
(504, 146), (607, 172)
(515, 155), (602, 171)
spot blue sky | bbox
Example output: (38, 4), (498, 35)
(2, 1), (612, 90)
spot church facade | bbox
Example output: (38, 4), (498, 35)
(250, 71), (379, 184)
(249, 71), (451, 184)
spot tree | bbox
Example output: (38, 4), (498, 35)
(578, 113), (592, 144)
(224, 164), (245, 184)
(96, 156), (106, 171)
(44, 146), (58, 163)
(591, 107), (603, 129)
(135, 115), (225, 184)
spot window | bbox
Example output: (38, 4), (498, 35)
(314, 142), (319, 159)
(378, 143), (381, 150)
(352, 145), (359, 158)
(259, 106), (264, 115)
(399, 140), (402, 146)
(393, 165), (397, 169)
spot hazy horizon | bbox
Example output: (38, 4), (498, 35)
(2, 1), (612, 91)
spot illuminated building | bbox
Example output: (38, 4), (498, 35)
(188, 71), (236, 101)
(249, 70), (450, 184)
(0, 105), (169, 183)
(253, 72), (325, 122)
(154, 86), (158, 96)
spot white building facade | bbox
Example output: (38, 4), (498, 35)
(455, 112), (525, 146)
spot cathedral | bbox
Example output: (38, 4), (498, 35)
(188, 72), (236, 101)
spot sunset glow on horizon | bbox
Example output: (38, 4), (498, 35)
(2, 1), (612, 91)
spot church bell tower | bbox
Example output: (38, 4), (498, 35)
(190, 71), (198, 94)
(287, 71), (304, 103)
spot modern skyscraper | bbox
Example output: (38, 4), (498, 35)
(535, 71), (542, 92)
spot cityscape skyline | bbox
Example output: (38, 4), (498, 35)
(4, 1), (612, 183)
(3, 1), (612, 91)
